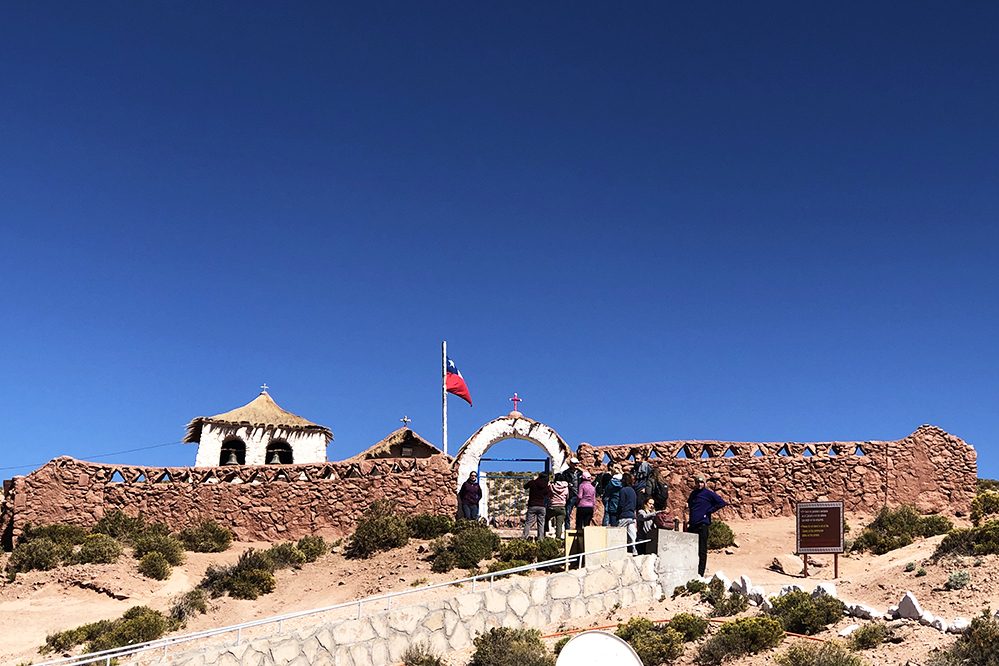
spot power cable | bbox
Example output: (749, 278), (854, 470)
(0, 440), (185, 472)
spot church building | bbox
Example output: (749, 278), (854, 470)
(184, 390), (333, 466)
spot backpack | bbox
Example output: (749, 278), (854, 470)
(653, 511), (674, 529)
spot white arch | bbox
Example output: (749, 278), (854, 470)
(453, 413), (574, 497)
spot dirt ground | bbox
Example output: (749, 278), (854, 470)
(2, 515), (996, 665)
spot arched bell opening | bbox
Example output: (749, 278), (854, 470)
(219, 438), (246, 466)
(266, 439), (294, 465)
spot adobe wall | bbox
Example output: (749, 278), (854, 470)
(0, 456), (456, 547)
(578, 425), (977, 520)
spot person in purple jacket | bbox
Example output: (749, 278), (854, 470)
(458, 471), (482, 521)
(575, 471), (597, 529)
(686, 474), (728, 575)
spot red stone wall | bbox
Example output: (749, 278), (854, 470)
(577, 425), (977, 522)
(0, 456), (456, 547)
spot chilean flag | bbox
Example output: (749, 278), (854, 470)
(446, 357), (473, 405)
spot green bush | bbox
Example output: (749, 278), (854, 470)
(553, 636), (570, 656)
(226, 568), (276, 600)
(972, 491), (999, 526)
(169, 589), (209, 625)
(927, 610), (999, 666)
(177, 520), (233, 553)
(485, 559), (529, 578)
(92, 509), (149, 542)
(265, 542), (307, 569)
(199, 548), (277, 598)
(407, 514), (455, 539)
(7, 537), (72, 578)
(297, 535), (328, 562)
(452, 525), (500, 569)
(403, 641), (448, 666)
(498, 539), (538, 562)
(695, 616), (785, 665)
(935, 521), (999, 558)
(916, 567), (927, 577)
(769, 591), (845, 635)
(345, 499), (411, 559)
(852, 506), (952, 555)
(701, 577), (748, 617)
(536, 537), (563, 563)
(42, 620), (113, 654)
(708, 521), (735, 550)
(849, 622), (888, 650)
(431, 548), (458, 573)
(775, 641), (867, 666)
(904, 562), (916, 572)
(87, 606), (173, 652)
(20, 523), (89, 548)
(75, 533), (123, 564)
(668, 612), (709, 642)
(946, 570), (970, 590)
(469, 627), (555, 666)
(615, 617), (684, 665)
(673, 579), (708, 598)
(452, 518), (483, 533)
(133, 533), (185, 566)
(138, 552), (172, 580)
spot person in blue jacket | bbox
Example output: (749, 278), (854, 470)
(686, 474), (727, 575)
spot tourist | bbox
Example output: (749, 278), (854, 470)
(617, 472), (638, 554)
(649, 466), (670, 511)
(637, 496), (658, 555)
(686, 474), (727, 576)
(458, 471), (482, 521)
(594, 467), (613, 524)
(631, 453), (654, 507)
(523, 472), (549, 540)
(546, 474), (568, 539)
(601, 465), (623, 526)
(559, 457), (583, 530)
(575, 471), (596, 529)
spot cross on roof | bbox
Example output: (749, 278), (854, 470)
(400, 415), (412, 428)
(509, 392), (522, 412)
(260, 383), (270, 392)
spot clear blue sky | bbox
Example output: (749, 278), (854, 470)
(2, 3), (996, 479)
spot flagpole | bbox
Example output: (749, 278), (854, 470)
(442, 340), (448, 457)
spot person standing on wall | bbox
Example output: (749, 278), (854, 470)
(601, 465), (623, 526)
(458, 471), (482, 521)
(560, 457), (583, 530)
(617, 473), (638, 554)
(686, 474), (728, 576)
(632, 453), (654, 507)
(546, 474), (568, 540)
(523, 472), (549, 540)
(575, 471), (597, 529)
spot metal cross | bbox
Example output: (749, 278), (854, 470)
(260, 383), (270, 392)
(509, 392), (522, 411)
(400, 416), (412, 428)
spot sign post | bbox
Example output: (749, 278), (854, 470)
(795, 501), (845, 579)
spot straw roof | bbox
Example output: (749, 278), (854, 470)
(344, 427), (445, 462)
(184, 391), (333, 444)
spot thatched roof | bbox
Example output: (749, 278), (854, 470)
(344, 428), (446, 462)
(184, 391), (333, 444)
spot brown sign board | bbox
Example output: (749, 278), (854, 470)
(796, 501), (844, 554)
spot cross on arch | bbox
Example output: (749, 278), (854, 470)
(509, 392), (522, 412)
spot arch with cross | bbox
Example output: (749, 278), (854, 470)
(452, 410), (574, 521)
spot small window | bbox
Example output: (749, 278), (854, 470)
(401, 445), (414, 457)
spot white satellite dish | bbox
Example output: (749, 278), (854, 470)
(555, 630), (643, 666)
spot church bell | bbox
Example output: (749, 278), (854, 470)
(223, 449), (239, 465)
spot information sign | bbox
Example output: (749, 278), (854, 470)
(796, 501), (844, 555)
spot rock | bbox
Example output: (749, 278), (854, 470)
(845, 603), (880, 620)
(948, 618), (970, 634)
(897, 592), (923, 620)
(711, 571), (731, 593)
(771, 554), (804, 576)
(724, 548), (734, 555)
(748, 586), (767, 605)
(778, 584), (803, 597)
(919, 611), (936, 626)
(931, 617), (946, 632)
(812, 582), (837, 599)
(886, 606), (900, 620)
(838, 624), (860, 637)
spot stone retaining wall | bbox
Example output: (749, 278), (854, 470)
(132, 550), (691, 666)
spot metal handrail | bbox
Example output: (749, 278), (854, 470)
(37, 539), (652, 666)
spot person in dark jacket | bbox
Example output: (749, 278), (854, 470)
(686, 474), (728, 575)
(559, 457), (583, 530)
(523, 472), (550, 539)
(617, 473), (638, 554)
(458, 471), (482, 520)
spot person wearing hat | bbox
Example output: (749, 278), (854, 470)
(559, 456), (584, 530)
(575, 470), (597, 529)
(686, 474), (727, 576)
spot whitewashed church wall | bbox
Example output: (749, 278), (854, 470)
(194, 424), (328, 467)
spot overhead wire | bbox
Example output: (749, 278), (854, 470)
(0, 440), (185, 472)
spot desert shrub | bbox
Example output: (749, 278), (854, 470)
(266, 542), (307, 569)
(904, 562), (916, 572)
(452, 525), (500, 569)
(345, 499), (410, 559)
(708, 521), (735, 550)
(776, 641), (866, 666)
(536, 537), (563, 563)
(498, 539), (538, 562)
(946, 570), (970, 590)
(485, 559), (529, 578)
(7, 537), (72, 578)
(403, 641), (448, 666)
(695, 616), (784, 665)
(469, 627), (555, 666)
(615, 617), (684, 664)
(927, 610), (999, 666)
(200, 548), (277, 599)
(972, 491), (999, 526)
(92, 509), (149, 542)
(852, 506), (951, 555)
(668, 612), (709, 642)
(169, 588), (209, 625)
(452, 518), (482, 533)
(20, 523), (89, 548)
(977, 479), (999, 494)
(431, 549), (458, 573)
(297, 535), (328, 562)
(849, 622), (888, 650)
(42, 619), (113, 654)
(75, 533), (123, 564)
(86, 606), (173, 652)
(701, 577), (748, 617)
(226, 568), (276, 600)
(769, 590), (845, 635)
(407, 514), (455, 539)
(935, 520), (999, 558)
(916, 567), (927, 576)
(674, 578), (708, 597)
(138, 552), (172, 580)
(177, 520), (233, 553)
(133, 533), (185, 566)
(553, 636), (571, 655)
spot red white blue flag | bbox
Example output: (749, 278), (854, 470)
(446, 356), (473, 405)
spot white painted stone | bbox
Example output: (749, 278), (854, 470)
(838, 624), (860, 637)
(530, 578), (549, 605)
(812, 582), (837, 599)
(370, 643), (389, 666)
(484, 589), (506, 614)
(711, 571), (731, 593)
(897, 592), (923, 620)
(569, 597), (587, 618)
(456, 592), (482, 619)
(424, 610), (446, 632)
(449, 619), (471, 650)
(885, 605), (900, 620)
(778, 584), (802, 597)
(270, 638), (302, 664)
(586, 596), (606, 615)
(931, 618), (946, 632)
(948, 618), (970, 634)
(846, 603), (879, 620)
(549, 575), (581, 599)
(748, 586), (766, 604)
(508, 589), (531, 617)
(388, 607), (426, 634)
(583, 568), (618, 597)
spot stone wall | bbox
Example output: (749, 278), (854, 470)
(132, 551), (686, 666)
(0, 456), (456, 547)
(578, 425), (977, 520)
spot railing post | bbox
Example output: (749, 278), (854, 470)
(236, 627), (241, 645)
